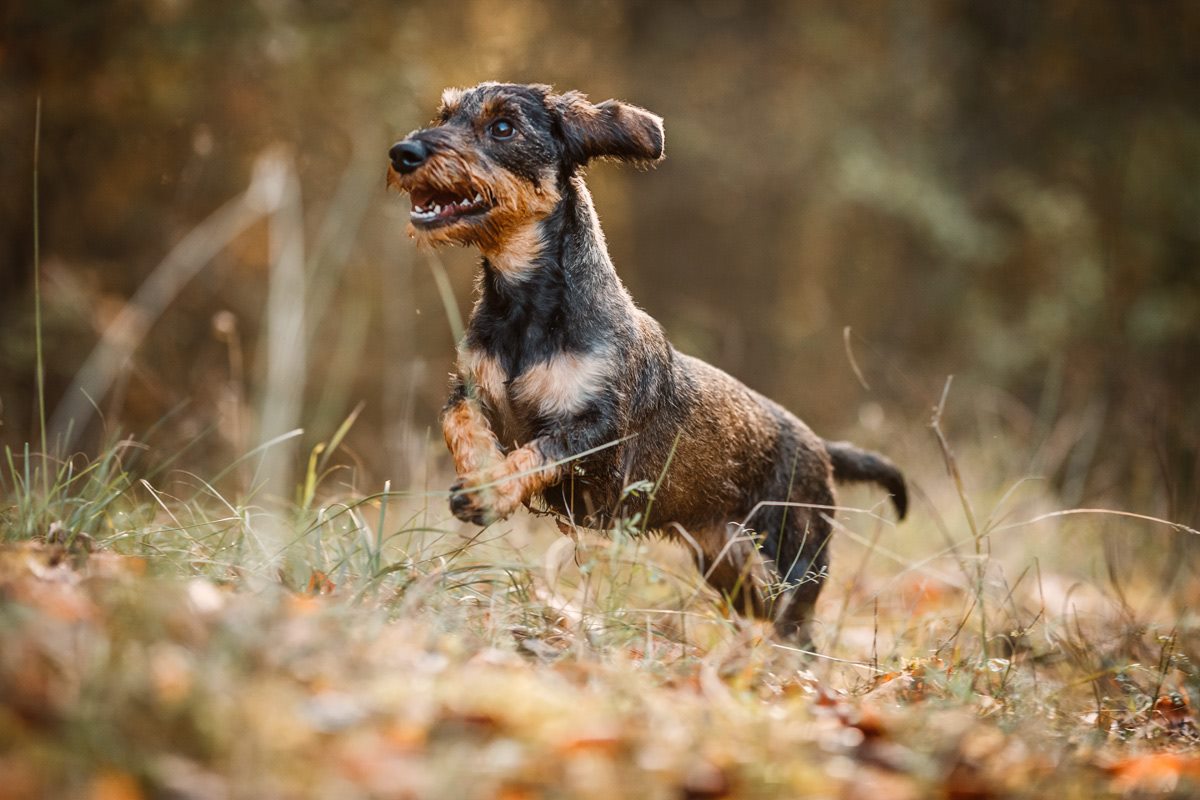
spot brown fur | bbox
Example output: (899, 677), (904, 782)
(394, 132), (560, 253)
(441, 396), (503, 476)
(388, 83), (907, 647)
(479, 219), (546, 281)
(450, 441), (561, 524)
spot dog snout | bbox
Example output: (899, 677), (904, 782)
(389, 139), (429, 174)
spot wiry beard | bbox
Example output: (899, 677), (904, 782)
(389, 155), (560, 251)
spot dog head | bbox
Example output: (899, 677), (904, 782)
(387, 82), (664, 250)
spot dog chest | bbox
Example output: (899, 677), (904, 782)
(457, 346), (612, 426)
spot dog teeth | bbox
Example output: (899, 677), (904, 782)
(410, 192), (490, 223)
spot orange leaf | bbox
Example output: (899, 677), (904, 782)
(556, 729), (624, 757)
(306, 570), (335, 595)
(1153, 692), (1196, 732)
(88, 771), (143, 800)
(382, 722), (427, 753)
(1108, 753), (1200, 793)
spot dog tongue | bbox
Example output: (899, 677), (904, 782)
(412, 188), (462, 207)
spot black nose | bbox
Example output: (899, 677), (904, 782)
(389, 140), (429, 174)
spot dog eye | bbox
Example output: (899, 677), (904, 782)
(488, 119), (516, 140)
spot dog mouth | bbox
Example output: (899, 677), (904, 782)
(408, 186), (492, 227)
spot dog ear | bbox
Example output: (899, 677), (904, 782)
(549, 91), (665, 166)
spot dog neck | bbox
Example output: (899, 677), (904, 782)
(479, 177), (614, 280)
(467, 176), (633, 377)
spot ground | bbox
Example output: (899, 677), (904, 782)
(2, 429), (1199, 799)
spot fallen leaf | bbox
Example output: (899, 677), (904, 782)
(1153, 691), (1197, 734)
(287, 594), (321, 615)
(1106, 752), (1200, 794)
(898, 575), (961, 613)
(306, 570), (335, 595)
(556, 728), (624, 757)
(88, 770), (143, 800)
(382, 722), (428, 753)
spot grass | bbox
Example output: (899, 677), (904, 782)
(2, 411), (1200, 799)
(7, 118), (1199, 799)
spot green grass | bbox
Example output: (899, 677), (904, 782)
(7, 113), (1198, 796)
(2, 420), (1199, 799)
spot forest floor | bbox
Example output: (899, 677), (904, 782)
(3, 431), (1200, 800)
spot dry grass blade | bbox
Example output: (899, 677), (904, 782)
(49, 153), (286, 450)
(992, 508), (1200, 537)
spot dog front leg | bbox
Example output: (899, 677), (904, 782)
(448, 409), (617, 525)
(448, 404), (616, 525)
(449, 439), (562, 525)
(441, 382), (505, 479)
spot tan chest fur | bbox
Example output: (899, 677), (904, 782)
(457, 347), (613, 441)
(457, 348), (513, 424)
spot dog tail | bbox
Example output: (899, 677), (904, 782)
(824, 440), (908, 520)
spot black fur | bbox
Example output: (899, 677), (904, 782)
(826, 441), (908, 520)
(391, 83), (907, 645)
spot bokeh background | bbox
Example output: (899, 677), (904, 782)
(2, 0), (1198, 525)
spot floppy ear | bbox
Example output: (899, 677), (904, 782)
(550, 91), (665, 166)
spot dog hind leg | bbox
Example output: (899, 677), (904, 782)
(769, 512), (833, 650)
(689, 524), (771, 620)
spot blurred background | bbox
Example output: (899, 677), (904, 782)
(1, 0), (1197, 525)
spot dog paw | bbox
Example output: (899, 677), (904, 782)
(449, 476), (490, 525)
(449, 472), (519, 525)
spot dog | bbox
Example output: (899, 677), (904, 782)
(387, 82), (906, 644)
